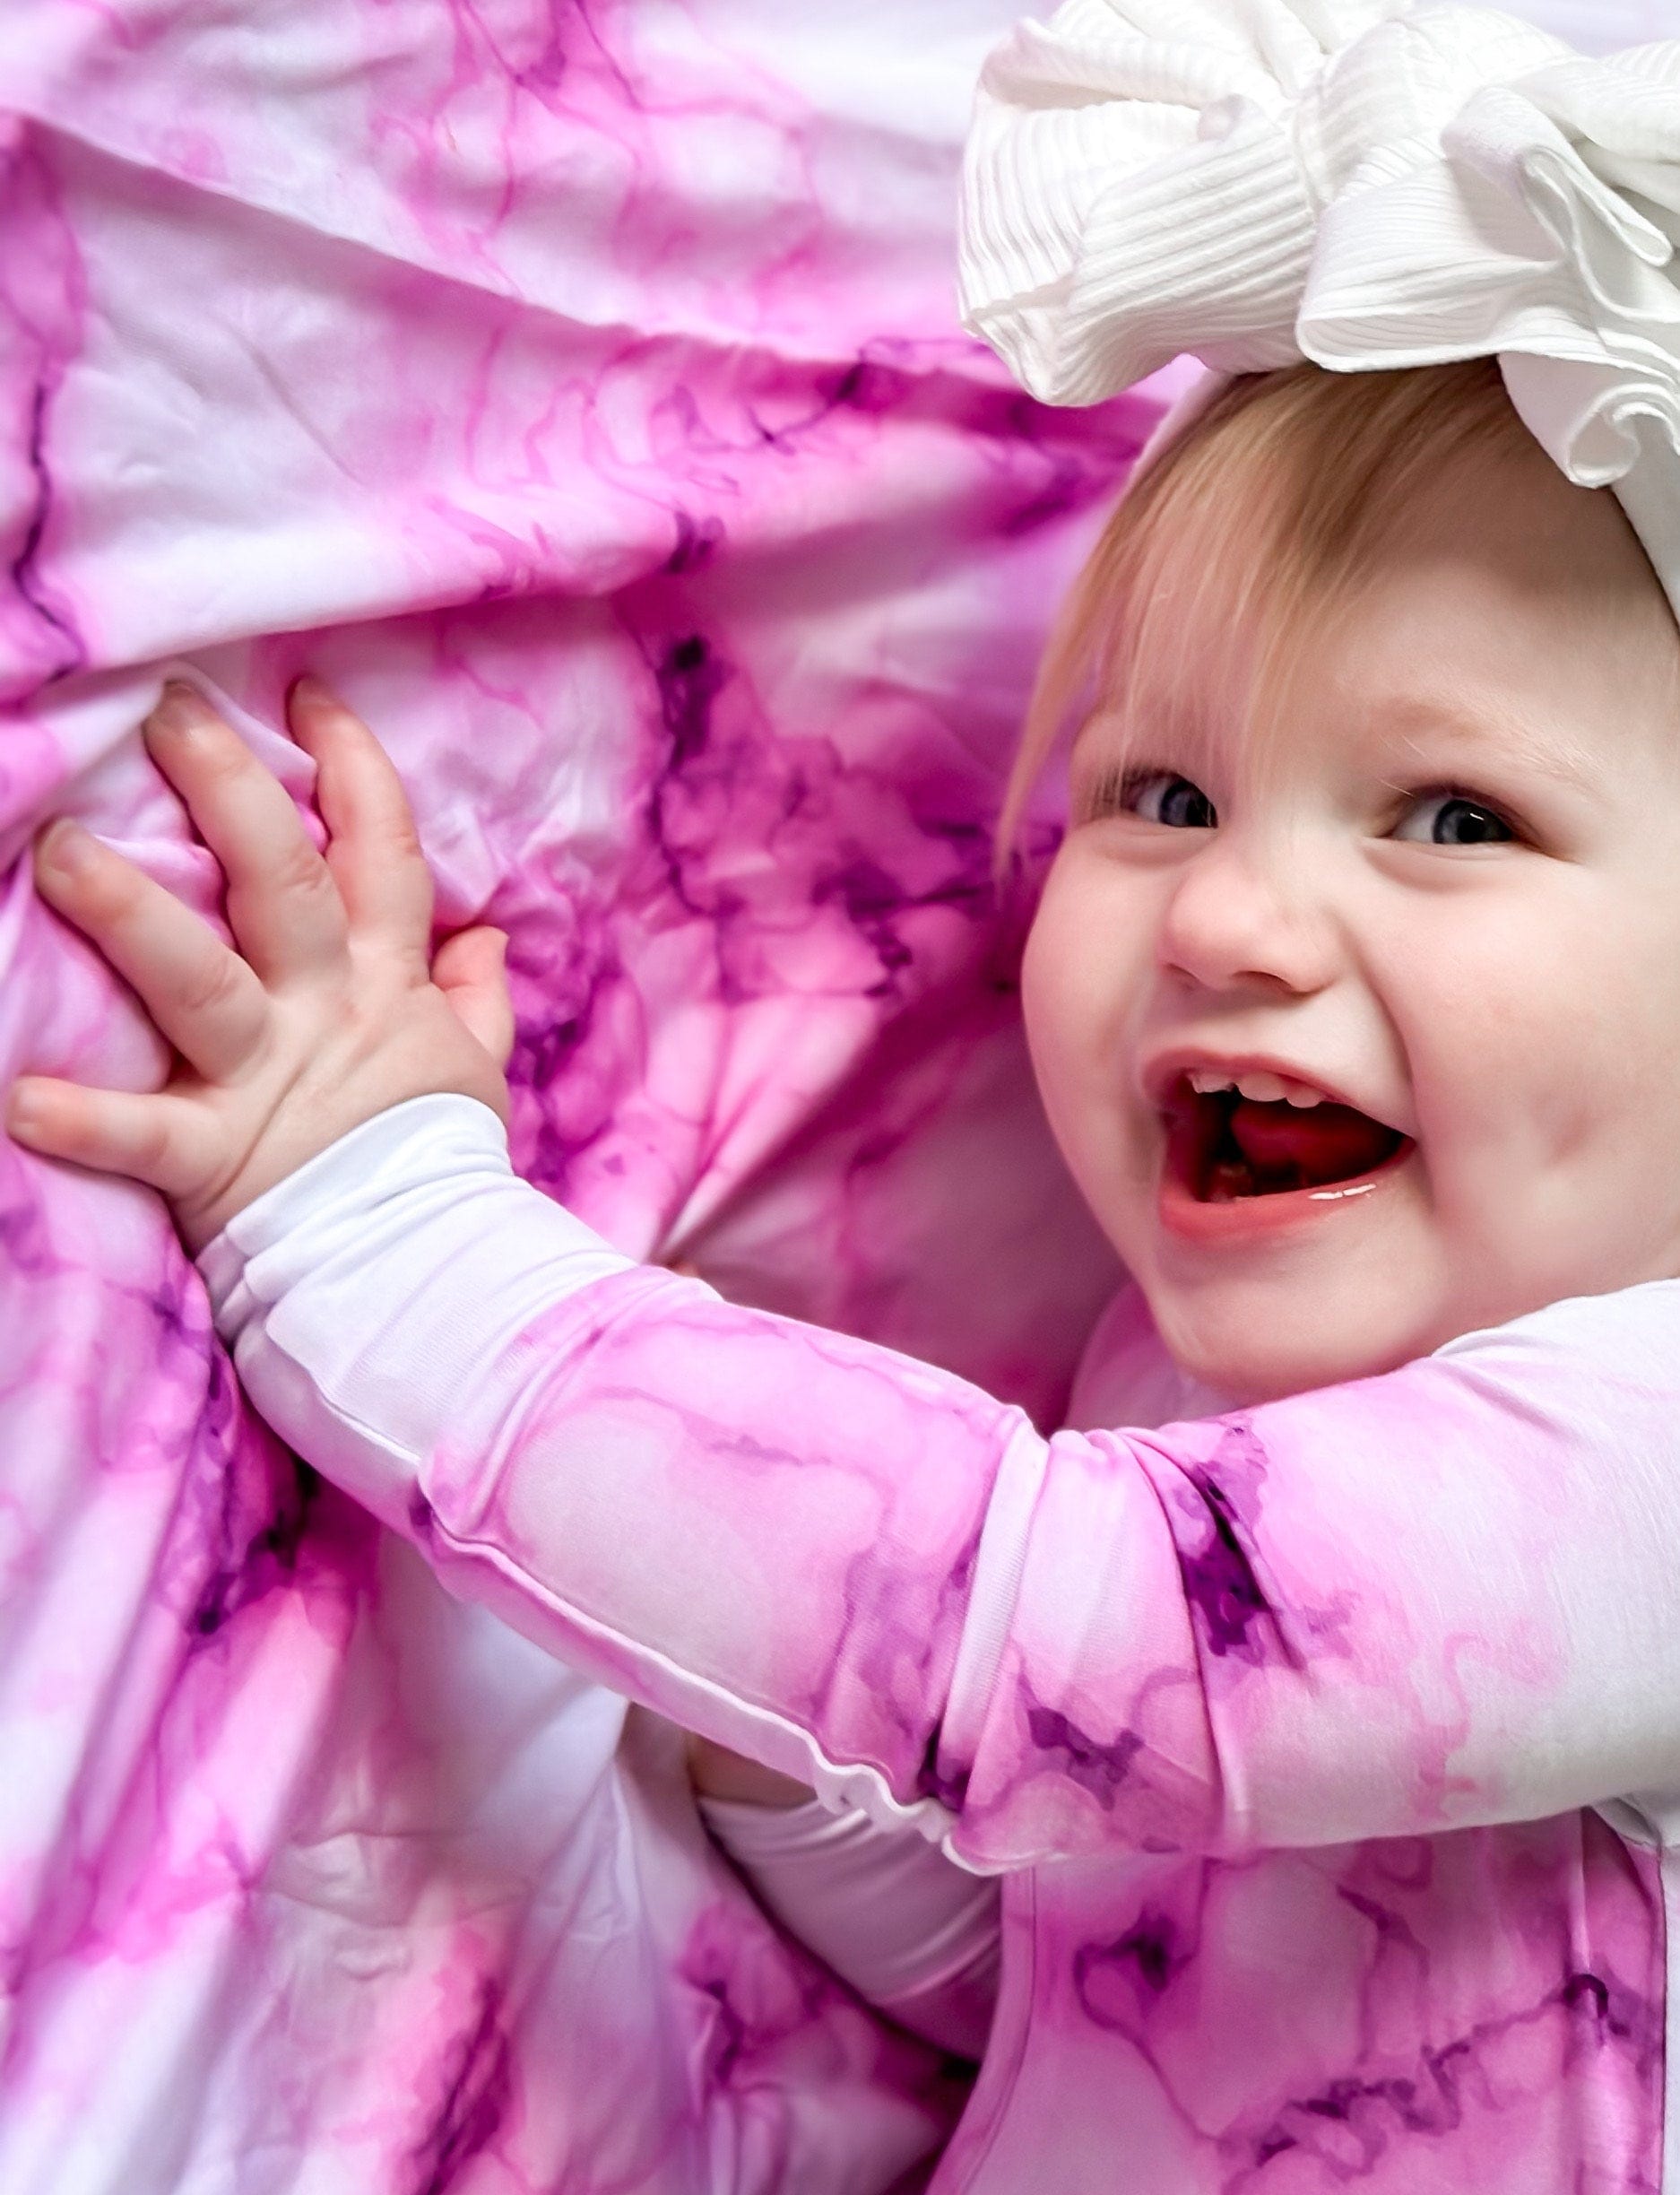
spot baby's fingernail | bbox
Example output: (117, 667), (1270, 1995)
(38, 818), (92, 872)
(149, 681), (210, 737)
(6, 1086), (41, 1137)
(291, 673), (331, 707)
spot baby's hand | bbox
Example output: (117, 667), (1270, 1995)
(5, 679), (514, 1255)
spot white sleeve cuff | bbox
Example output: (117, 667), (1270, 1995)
(193, 1093), (636, 1529)
(197, 1092), (625, 1323)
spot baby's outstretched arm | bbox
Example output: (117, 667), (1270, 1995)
(17, 689), (1680, 1870)
(195, 1104), (1680, 1866)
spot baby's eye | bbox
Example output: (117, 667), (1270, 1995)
(1112, 770), (1218, 829)
(1390, 791), (1516, 847)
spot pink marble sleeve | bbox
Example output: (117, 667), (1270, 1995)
(204, 1094), (1680, 1874)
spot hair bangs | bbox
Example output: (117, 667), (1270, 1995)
(999, 358), (1538, 869)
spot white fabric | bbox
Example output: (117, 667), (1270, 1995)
(698, 1796), (1002, 2060)
(195, 1096), (637, 1517)
(958, 0), (1680, 621)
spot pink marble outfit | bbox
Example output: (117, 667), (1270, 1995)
(200, 1093), (1680, 2194)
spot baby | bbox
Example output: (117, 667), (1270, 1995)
(13, 3), (1680, 2189)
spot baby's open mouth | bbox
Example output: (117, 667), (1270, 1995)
(1164, 1075), (1409, 1203)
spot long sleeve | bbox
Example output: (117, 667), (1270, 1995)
(697, 1794), (1000, 2060)
(197, 1094), (1680, 1872)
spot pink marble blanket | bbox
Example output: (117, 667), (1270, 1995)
(0, 5), (1147, 2189)
(0, 1), (1656, 2191)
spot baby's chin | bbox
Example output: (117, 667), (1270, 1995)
(1143, 1269), (1446, 1409)
(1129, 1184), (1676, 1407)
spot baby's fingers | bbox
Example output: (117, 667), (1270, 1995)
(288, 680), (434, 963)
(432, 925), (515, 1072)
(143, 684), (349, 985)
(35, 821), (271, 1081)
(6, 1076), (212, 1201)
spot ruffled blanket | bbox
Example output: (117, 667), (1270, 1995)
(0, 1), (1645, 2191)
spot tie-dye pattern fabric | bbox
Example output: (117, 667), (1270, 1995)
(196, 1092), (1680, 2195)
(0, 5), (1155, 2188)
(3, 2), (1676, 2191)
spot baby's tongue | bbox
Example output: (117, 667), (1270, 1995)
(1227, 1098), (1395, 1190)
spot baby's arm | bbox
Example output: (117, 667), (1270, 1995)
(15, 688), (1679, 1870)
(193, 1089), (1680, 1867)
(697, 1791), (1000, 2059)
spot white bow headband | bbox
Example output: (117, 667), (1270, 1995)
(958, 0), (1680, 621)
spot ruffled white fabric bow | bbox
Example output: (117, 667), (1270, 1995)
(959, 0), (1680, 616)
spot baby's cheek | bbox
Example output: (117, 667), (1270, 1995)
(1374, 892), (1571, 1146)
(1402, 915), (1680, 1297)
(1019, 915), (1139, 1245)
(1020, 890), (1100, 1103)
(1024, 855), (1151, 1054)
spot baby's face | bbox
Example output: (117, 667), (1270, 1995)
(1023, 434), (1680, 1405)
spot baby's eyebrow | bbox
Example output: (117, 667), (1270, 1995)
(1364, 694), (1597, 793)
(1070, 697), (1221, 776)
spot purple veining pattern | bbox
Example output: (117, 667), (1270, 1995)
(0, 3), (1670, 2193)
(0, 4), (1158, 2190)
(292, 1251), (1675, 2195)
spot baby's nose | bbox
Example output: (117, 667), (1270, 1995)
(1156, 840), (1339, 999)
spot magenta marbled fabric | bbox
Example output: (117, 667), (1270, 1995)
(0, 4), (1160, 2189)
(2, 1), (1672, 2191)
(195, 1096), (1680, 2195)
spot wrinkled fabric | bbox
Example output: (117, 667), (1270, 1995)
(195, 1088), (1680, 2194)
(0, 6), (1157, 2189)
(0, 1), (1666, 2191)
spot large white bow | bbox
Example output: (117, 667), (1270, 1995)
(959, 0), (1680, 604)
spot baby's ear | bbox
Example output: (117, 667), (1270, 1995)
(431, 924), (515, 1071)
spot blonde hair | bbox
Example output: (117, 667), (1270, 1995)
(999, 358), (1540, 862)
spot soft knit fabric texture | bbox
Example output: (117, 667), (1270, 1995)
(959, 0), (1680, 623)
(197, 1091), (1680, 2194)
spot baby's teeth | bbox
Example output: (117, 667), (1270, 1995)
(1188, 1067), (1329, 1106)
(1234, 1071), (1289, 1105)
